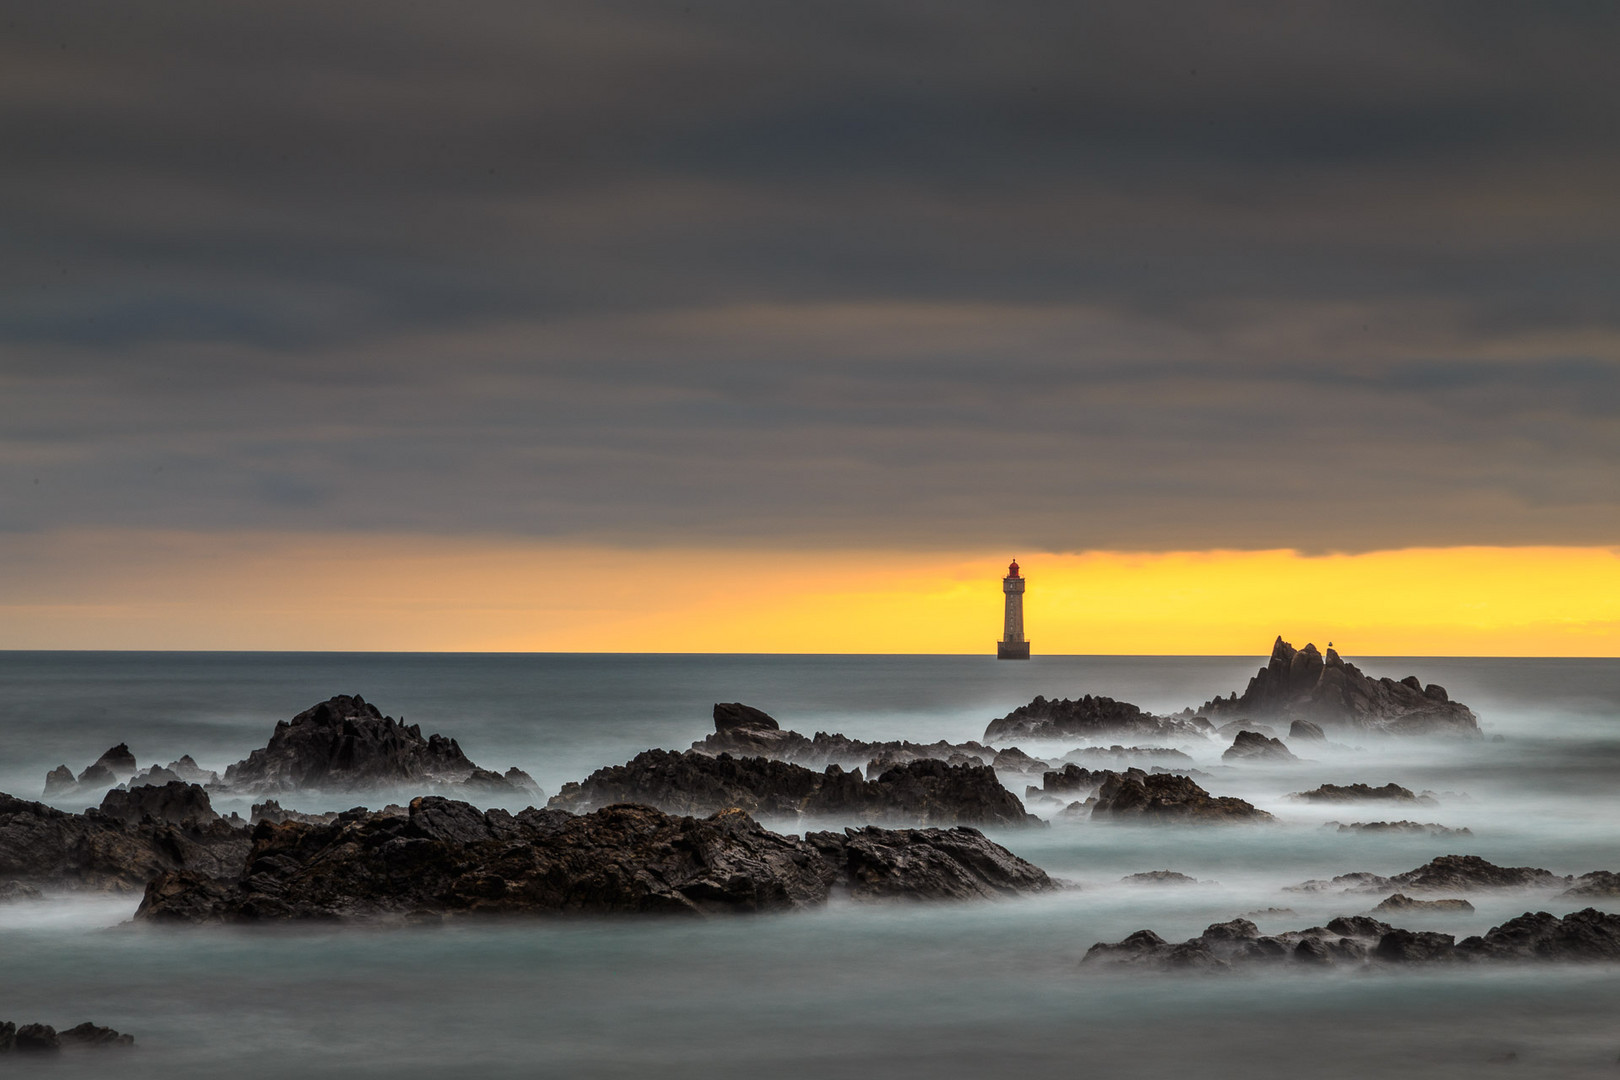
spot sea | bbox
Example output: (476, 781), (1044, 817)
(2, 651), (1618, 1078)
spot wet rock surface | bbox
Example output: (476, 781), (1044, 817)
(983, 694), (1206, 742)
(1083, 908), (1620, 971)
(1196, 637), (1481, 736)
(1291, 782), (1429, 803)
(548, 749), (1040, 827)
(1090, 769), (1274, 824)
(0, 791), (250, 893)
(135, 798), (1053, 922)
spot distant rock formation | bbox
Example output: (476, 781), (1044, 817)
(1195, 637), (1480, 736)
(1222, 730), (1297, 762)
(1371, 893), (1474, 915)
(134, 799), (1055, 922)
(1326, 820), (1471, 837)
(1081, 908), (1620, 971)
(548, 749), (1040, 827)
(212, 695), (539, 799)
(984, 695), (1208, 742)
(693, 703), (996, 770)
(1288, 855), (1574, 896)
(1290, 782), (1430, 803)
(0, 1021), (134, 1053)
(1562, 871), (1620, 900)
(1121, 871), (1200, 886)
(42, 744), (139, 800)
(97, 781), (220, 827)
(0, 790), (249, 893)
(1090, 770), (1275, 824)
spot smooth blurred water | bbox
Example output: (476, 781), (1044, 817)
(2, 652), (1618, 1078)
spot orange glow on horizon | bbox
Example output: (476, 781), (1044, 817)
(1, 531), (1615, 656)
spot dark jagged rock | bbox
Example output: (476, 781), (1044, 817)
(990, 746), (1051, 777)
(98, 781), (219, 827)
(166, 755), (220, 785)
(91, 744), (137, 780)
(135, 799), (1053, 922)
(1033, 763), (1109, 797)
(214, 694), (537, 799)
(1084, 909), (1620, 972)
(1391, 855), (1569, 892)
(1, 1020), (133, 1053)
(1121, 870), (1199, 886)
(1090, 769), (1274, 824)
(1287, 871), (1397, 894)
(1289, 719), (1327, 741)
(1456, 908), (1620, 961)
(806, 826), (1055, 901)
(692, 703), (995, 772)
(1372, 893), (1475, 914)
(0, 791), (249, 893)
(249, 800), (408, 827)
(548, 749), (1039, 827)
(1562, 871), (1620, 900)
(1291, 782), (1428, 803)
(1327, 820), (1472, 837)
(126, 766), (182, 787)
(984, 695), (1206, 742)
(58, 1022), (136, 1048)
(1195, 637), (1480, 736)
(1222, 730), (1297, 762)
(42, 766), (76, 798)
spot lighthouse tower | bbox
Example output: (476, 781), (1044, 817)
(997, 559), (1031, 660)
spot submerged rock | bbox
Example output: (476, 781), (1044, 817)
(1090, 769), (1274, 824)
(1290, 782), (1429, 803)
(693, 703), (995, 771)
(1195, 637), (1480, 736)
(1327, 820), (1471, 837)
(1371, 893), (1475, 915)
(1290, 855), (1571, 896)
(1121, 870), (1201, 886)
(983, 695), (1205, 742)
(135, 799), (1053, 922)
(548, 749), (1039, 827)
(1222, 730), (1297, 762)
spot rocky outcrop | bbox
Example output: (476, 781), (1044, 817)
(0, 792), (249, 893)
(249, 800), (409, 827)
(1222, 730), (1297, 762)
(97, 781), (220, 827)
(1290, 855), (1571, 896)
(1290, 782), (1428, 803)
(42, 744), (141, 800)
(1289, 719), (1327, 741)
(214, 695), (537, 799)
(1562, 871), (1620, 899)
(135, 799), (1053, 922)
(1327, 821), (1471, 836)
(0, 1022), (135, 1053)
(1121, 870), (1199, 886)
(1371, 893), (1474, 914)
(693, 704), (995, 771)
(1083, 908), (1620, 971)
(1090, 769), (1274, 824)
(984, 695), (1207, 742)
(1195, 637), (1480, 736)
(548, 750), (1039, 827)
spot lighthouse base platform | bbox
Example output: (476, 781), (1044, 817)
(997, 641), (1031, 660)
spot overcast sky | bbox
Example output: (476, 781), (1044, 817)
(4, 0), (1617, 552)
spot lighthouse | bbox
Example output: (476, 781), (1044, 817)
(997, 559), (1031, 660)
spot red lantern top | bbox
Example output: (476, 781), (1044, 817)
(1007, 559), (1021, 577)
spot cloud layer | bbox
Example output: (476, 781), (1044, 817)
(4, 1), (1617, 550)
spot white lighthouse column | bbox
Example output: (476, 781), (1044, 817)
(997, 559), (1031, 660)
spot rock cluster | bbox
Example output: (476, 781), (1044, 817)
(1083, 908), (1620, 972)
(1222, 730), (1297, 762)
(1290, 782), (1429, 803)
(1289, 855), (1575, 896)
(983, 695), (1206, 742)
(42, 743), (139, 800)
(695, 704), (996, 771)
(135, 798), (1055, 922)
(1327, 820), (1471, 836)
(1196, 637), (1480, 736)
(0, 788), (249, 893)
(1091, 770), (1275, 824)
(548, 749), (1039, 827)
(1371, 893), (1474, 914)
(0, 1022), (134, 1053)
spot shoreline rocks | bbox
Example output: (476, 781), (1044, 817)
(1091, 770), (1275, 824)
(695, 704), (997, 772)
(1195, 637), (1481, 737)
(984, 695), (1207, 742)
(548, 749), (1041, 827)
(1222, 730), (1297, 763)
(134, 798), (1054, 922)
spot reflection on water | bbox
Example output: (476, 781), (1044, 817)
(1, 652), (1617, 1078)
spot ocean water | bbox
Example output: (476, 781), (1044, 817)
(2, 651), (1618, 1078)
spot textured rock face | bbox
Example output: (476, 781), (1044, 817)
(1222, 730), (1297, 762)
(216, 695), (536, 798)
(98, 781), (219, 826)
(1196, 637), (1480, 736)
(1563, 871), (1620, 899)
(548, 750), (1039, 827)
(1091, 769), (1275, 823)
(983, 695), (1205, 742)
(692, 703), (995, 771)
(134, 799), (1054, 922)
(0, 792), (249, 893)
(1083, 909), (1620, 971)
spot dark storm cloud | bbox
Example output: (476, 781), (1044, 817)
(2, 0), (1618, 550)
